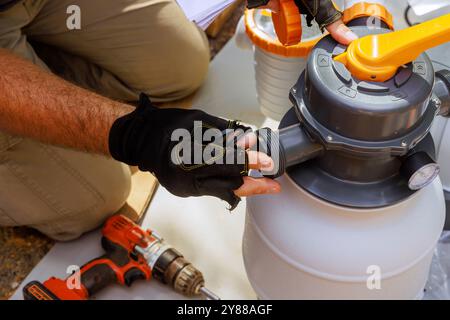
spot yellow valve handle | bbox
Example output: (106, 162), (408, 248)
(334, 13), (450, 82)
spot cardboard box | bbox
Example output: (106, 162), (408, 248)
(207, 0), (243, 38)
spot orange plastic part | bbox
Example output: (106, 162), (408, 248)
(43, 277), (89, 300)
(25, 282), (62, 300)
(271, 0), (302, 46)
(343, 2), (394, 30)
(102, 214), (154, 251)
(245, 9), (321, 57)
(335, 13), (450, 82)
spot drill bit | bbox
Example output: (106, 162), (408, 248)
(199, 286), (220, 300)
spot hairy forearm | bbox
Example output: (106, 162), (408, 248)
(0, 49), (134, 155)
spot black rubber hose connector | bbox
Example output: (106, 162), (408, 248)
(254, 125), (324, 178)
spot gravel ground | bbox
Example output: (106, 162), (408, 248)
(0, 4), (245, 300)
(0, 228), (54, 300)
(209, 2), (245, 59)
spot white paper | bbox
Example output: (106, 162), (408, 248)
(176, 0), (236, 29)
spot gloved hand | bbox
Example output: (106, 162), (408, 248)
(248, 0), (358, 45)
(109, 94), (279, 209)
(293, 0), (342, 30)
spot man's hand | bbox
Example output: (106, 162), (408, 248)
(262, 0), (358, 45)
(324, 19), (358, 45)
(109, 94), (280, 209)
(235, 132), (281, 198)
(0, 49), (280, 210)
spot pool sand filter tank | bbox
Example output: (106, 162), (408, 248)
(406, 0), (450, 231)
(242, 2), (450, 299)
(432, 68), (450, 230)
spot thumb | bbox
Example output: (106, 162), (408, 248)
(325, 19), (358, 45)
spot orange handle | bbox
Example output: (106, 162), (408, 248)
(334, 13), (450, 82)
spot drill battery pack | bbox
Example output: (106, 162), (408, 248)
(23, 281), (60, 300)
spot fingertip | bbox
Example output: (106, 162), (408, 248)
(260, 157), (275, 171)
(326, 20), (359, 45)
(247, 150), (275, 171)
(259, 178), (281, 194)
(343, 30), (359, 43)
(237, 132), (257, 149)
(268, 181), (282, 194)
(234, 177), (281, 197)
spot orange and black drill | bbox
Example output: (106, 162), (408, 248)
(22, 214), (219, 300)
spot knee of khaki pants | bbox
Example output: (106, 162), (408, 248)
(25, 0), (211, 102)
(105, 3), (211, 102)
(0, 136), (131, 241)
(150, 30), (210, 101)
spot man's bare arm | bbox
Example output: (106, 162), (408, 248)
(0, 49), (281, 197)
(0, 49), (134, 155)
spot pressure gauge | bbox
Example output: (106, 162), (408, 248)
(408, 163), (440, 190)
(401, 152), (440, 190)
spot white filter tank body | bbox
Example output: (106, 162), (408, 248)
(243, 175), (445, 299)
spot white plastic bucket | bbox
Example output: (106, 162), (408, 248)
(236, 9), (322, 120)
(254, 47), (308, 119)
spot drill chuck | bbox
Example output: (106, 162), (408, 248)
(170, 258), (204, 296)
(149, 246), (204, 297)
(135, 240), (218, 299)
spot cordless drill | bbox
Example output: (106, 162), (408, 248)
(22, 214), (219, 300)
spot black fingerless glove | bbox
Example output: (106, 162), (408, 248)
(294, 0), (342, 31)
(109, 94), (251, 210)
(247, 0), (270, 9)
(246, 0), (342, 31)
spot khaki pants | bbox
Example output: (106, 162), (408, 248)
(0, 0), (210, 240)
